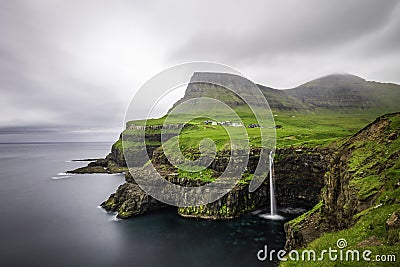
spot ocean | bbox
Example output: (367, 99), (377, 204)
(0, 142), (296, 267)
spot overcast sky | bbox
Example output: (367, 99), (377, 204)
(0, 0), (399, 142)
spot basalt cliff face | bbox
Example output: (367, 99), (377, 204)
(284, 112), (400, 251)
(101, 146), (331, 219)
(178, 146), (330, 219)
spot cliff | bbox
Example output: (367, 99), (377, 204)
(101, 146), (331, 219)
(284, 113), (400, 258)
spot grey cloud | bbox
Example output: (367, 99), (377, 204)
(172, 0), (400, 63)
(0, 1), (130, 136)
(0, 0), (399, 142)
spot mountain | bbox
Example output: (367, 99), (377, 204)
(172, 72), (400, 114)
(170, 72), (310, 111)
(285, 73), (400, 111)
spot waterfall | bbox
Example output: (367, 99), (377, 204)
(258, 151), (283, 220)
(269, 151), (276, 216)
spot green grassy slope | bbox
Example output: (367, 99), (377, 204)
(281, 113), (400, 266)
(122, 108), (385, 153)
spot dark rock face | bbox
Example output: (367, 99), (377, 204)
(177, 182), (268, 219)
(275, 147), (331, 208)
(106, 142), (126, 167)
(178, 147), (330, 219)
(101, 182), (168, 218)
(101, 147), (330, 220)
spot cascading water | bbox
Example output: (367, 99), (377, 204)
(269, 151), (276, 216)
(258, 150), (283, 220)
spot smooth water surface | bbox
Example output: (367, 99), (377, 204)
(0, 143), (296, 267)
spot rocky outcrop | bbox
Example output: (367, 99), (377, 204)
(284, 202), (330, 250)
(68, 124), (183, 173)
(100, 181), (168, 218)
(68, 141), (128, 174)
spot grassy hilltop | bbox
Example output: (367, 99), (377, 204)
(120, 72), (400, 155)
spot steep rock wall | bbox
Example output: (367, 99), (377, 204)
(101, 147), (331, 219)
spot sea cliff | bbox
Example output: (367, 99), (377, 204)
(283, 113), (400, 265)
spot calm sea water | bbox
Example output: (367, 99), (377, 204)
(0, 143), (296, 267)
